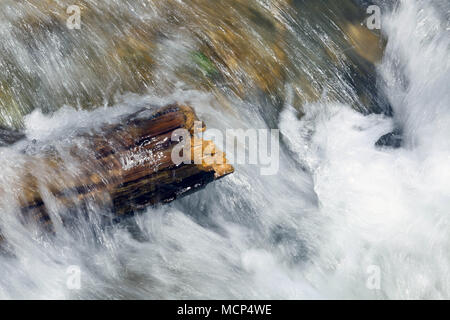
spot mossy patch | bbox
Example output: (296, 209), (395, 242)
(191, 51), (218, 77)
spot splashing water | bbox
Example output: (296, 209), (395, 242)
(0, 0), (449, 299)
(280, 0), (450, 299)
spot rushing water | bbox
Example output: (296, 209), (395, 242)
(0, 0), (449, 299)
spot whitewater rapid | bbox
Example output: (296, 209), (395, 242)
(0, 0), (449, 299)
(280, 0), (450, 299)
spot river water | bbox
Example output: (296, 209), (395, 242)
(0, 0), (449, 299)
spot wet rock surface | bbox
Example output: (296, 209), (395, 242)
(0, 126), (25, 146)
(376, 129), (403, 149)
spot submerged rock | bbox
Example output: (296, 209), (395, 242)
(375, 129), (403, 149)
(0, 126), (25, 146)
(0, 0), (390, 129)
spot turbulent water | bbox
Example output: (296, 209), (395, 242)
(0, 0), (449, 299)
